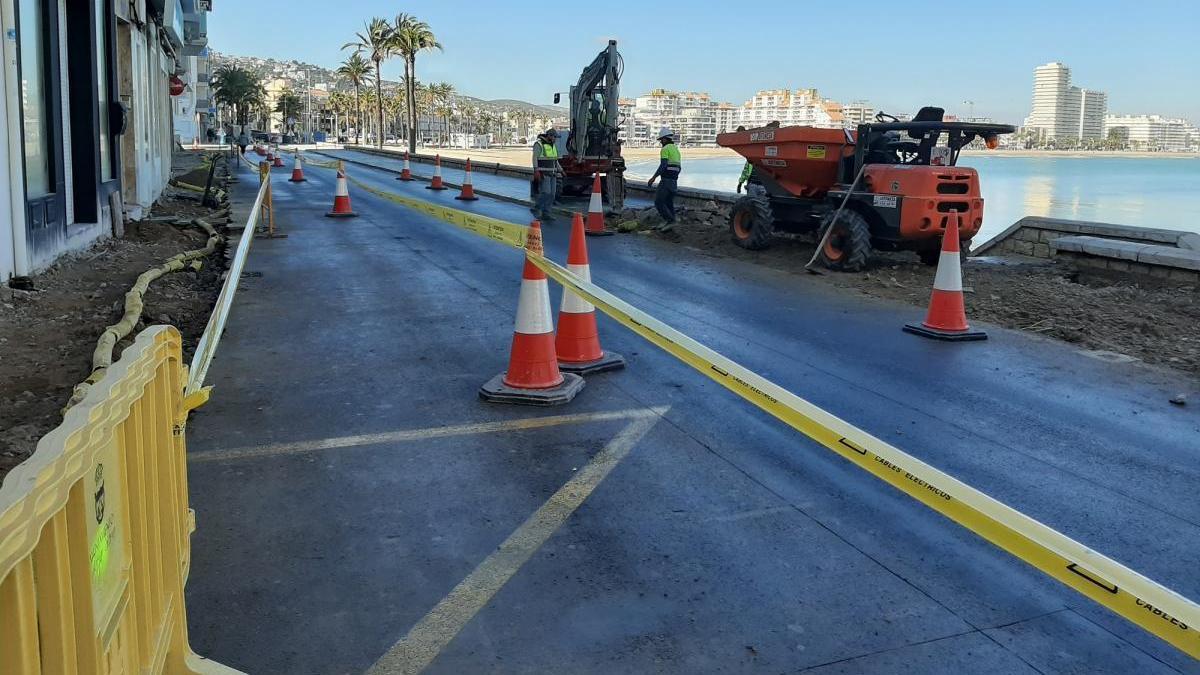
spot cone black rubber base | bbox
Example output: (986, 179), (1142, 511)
(288, 177), (307, 182)
(455, 195), (479, 201)
(558, 351), (625, 375)
(479, 372), (585, 406)
(426, 185), (448, 190)
(585, 229), (615, 237)
(325, 211), (358, 218)
(903, 323), (988, 342)
(397, 176), (414, 181)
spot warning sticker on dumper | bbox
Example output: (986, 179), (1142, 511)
(807, 144), (826, 159)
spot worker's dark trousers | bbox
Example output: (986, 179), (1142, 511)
(655, 177), (678, 224)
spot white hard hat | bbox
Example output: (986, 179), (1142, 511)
(657, 126), (674, 139)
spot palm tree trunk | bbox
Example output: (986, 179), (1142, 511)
(354, 86), (361, 144)
(406, 60), (417, 153)
(374, 63), (384, 148)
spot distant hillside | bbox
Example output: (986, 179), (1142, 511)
(211, 51), (566, 118)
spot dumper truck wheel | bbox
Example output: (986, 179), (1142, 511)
(729, 195), (774, 250)
(819, 209), (872, 271)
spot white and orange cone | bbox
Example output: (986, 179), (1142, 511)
(265, 147), (275, 163)
(272, 148), (285, 168)
(455, 158), (479, 200)
(480, 221), (584, 405)
(903, 215), (986, 341)
(426, 154), (447, 190)
(288, 152), (307, 182)
(325, 161), (358, 218)
(585, 172), (613, 237)
(557, 213), (625, 373)
(398, 152), (414, 181)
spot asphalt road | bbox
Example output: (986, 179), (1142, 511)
(184, 153), (1199, 674)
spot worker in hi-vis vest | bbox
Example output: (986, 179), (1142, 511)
(736, 161), (753, 193)
(531, 128), (561, 222)
(647, 126), (680, 233)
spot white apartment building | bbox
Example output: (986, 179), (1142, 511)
(1025, 62), (1107, 142)
(1104, 114), (1200, 151)
(618, 87), (868, 146)
(733, 89), (848, 130)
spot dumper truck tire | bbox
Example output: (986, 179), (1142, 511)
(819, 209), (872, 271)
(729, 195), (774, 250)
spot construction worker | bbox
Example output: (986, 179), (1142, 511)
(736, 161), (753, 193)
(531, 128), (561, 222)
(647, 127), (680, 232)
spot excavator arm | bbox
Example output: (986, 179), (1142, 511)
(568, 40), (622, 159)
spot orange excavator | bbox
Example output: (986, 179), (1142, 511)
(718, 107), (1014, 270)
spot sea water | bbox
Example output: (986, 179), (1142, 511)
(626, 155), (1200, 245)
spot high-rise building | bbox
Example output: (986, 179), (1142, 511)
(1024, 62), (1107, 142)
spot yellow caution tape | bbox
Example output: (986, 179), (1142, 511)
(303, 153), (1200, 659)
(527, 251), (1199, 659)
(303, 154), (528, 249)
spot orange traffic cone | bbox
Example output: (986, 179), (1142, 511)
(557, 213), (625, 373)
(288, 152), (307, 182)
(398, 152), (414, 181)
(272, 147), (285, 168)
(265, 147), (275, 163)
(325, 161), (358, 218)
(426, 154), (447, 190)
(255, 145), (266, 157)
(904, 216), (986, 341)
(480, 221), (584, 405)
(585, 173), (613, 237)
(455, 158), (479, 200)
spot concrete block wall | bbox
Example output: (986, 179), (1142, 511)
(973, 216), (1199, 258)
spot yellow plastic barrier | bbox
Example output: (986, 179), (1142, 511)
(0, 327), (241, 673)
(331, 173), (1200, 660)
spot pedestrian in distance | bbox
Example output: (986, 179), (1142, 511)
(647, 126), (681, 236)
(236, 131), (250, 157)
(531, 128), (561, 222)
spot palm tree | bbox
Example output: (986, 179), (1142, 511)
(391, 14), (442, 153)
(212, 65), (265, 136)
(274, 88), (304, 137)
(343, 17), (392, 148)
(430, 82), (455, 145)
(336, 53), (373, 144)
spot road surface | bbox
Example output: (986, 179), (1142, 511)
(183, 152), (1200, 674)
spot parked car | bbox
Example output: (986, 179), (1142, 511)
(384, 135), (398, 145)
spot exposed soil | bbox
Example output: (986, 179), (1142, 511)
(0, 151), (232, 482)
(615, 203), (1200, 379)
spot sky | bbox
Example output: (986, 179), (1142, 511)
(209, 0), (1200, 124)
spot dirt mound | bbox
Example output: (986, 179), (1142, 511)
(614, 204), (1200, 377)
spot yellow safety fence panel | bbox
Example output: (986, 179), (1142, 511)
(325, 168), (1200, 660)
(0, 327), (241, 674)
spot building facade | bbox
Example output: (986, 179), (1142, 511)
(1104, 114), (1200, 151)
(1, 0), (209, 280)
(617, 87), (867, 147)
(1024, 62), (1107, 142)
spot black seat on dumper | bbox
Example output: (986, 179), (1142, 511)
(907, 106), (945, 139)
